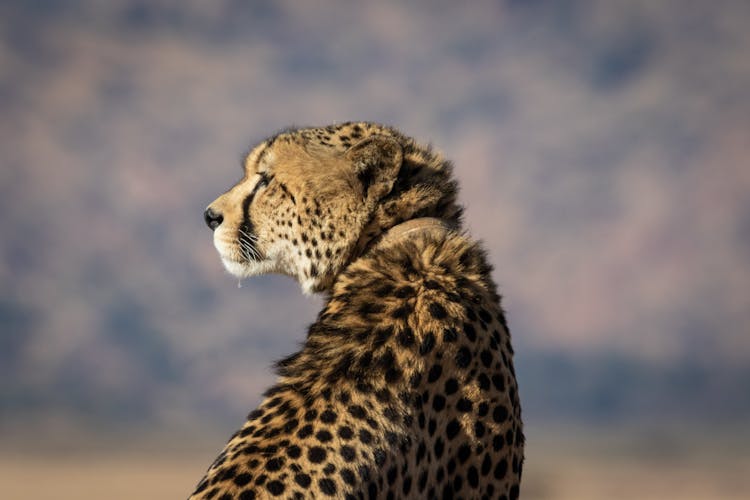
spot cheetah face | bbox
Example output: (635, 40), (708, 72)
(204, 133), (402, 293)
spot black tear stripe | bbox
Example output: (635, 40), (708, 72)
(238, 176), (269, 260)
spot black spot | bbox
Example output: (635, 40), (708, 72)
(480, 350), (493, 367)
(238, 490), (256, 500)
(427, 364), (442, 383)
(287, 445), (302, 459)
(234, 473), (252, 486)
(265, 457), (284, 472)
(348, 405), (367, 419)
(320, 409), (337, 423)
(338, 426), (354, 440)
(492, 374), (506, 391)
(359, 428), (373, 445)
(360, 465), (372, 482)
(429, 302), (447, 319)
(266, 480), (285, 496)
(308, 446), (327, 463)
(316, 430), (333, 442)
(481, 454), (492, 476)
(297, 424), (313, 439)
(418, 471), (428, 492)
(394, 285), (414, 298)
(378, 348), (396, 369)
(416, 441), (426, 465)
(388, 465), (398, 483)
(419, 332), (436, 355)
(506, 428), (514, 445)
(340, 468), (356, 486)
(385, 367), (402, 384)
(373, 327), (393, 347)
(432, 394), (446, 411)
(446, 419), (460, 439)
(477, 373), (491, 391)
(457, 444), (472, 464)
(359, 302), (385, 316)
(283, 418), (299, 433)
(494, 458), (508, 480)
(375, 284), (395, 297)
(456, 398), (472, 412)
(318, 478), (337, 496)
(323, 463), (336, 475)
(444, 378), (458, 395)
(385, 431), (399, 446)
(338, 391), (351, 404)
(478, 402), (489, 417)
(510, 484), (520, 500)
(475, 421), (486, 438)
(384, 406), (401, 423)
(367, 480), (377, 499)
(479, 308), (492, 323)
(493, 405), (509, 423)
(391, 305), (412, 319)
(375, 388), (392, 403)
(464, 323), (477, 342)
(397, 328), (415, 347)
(467, 466), (479, 488)
(493, 434), (505, 451)
(340, 445), (356, 462)
(453, 475), (463, 492)
(424, 279), (441, 290)
(434, 437), (445, 458)
(442, 483), (454, 500)
(402, 475), (413, 495)
(455, 347), (472, 368)
(355, 381), (374, 394)
(304, 409), (318, 422)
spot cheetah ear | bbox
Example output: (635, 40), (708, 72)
(346, 135), (403, 202)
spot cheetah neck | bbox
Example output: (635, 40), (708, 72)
(377, 217), (455, 248)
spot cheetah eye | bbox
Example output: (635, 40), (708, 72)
(257, 172), (272, 188)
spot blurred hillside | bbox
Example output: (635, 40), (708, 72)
(2, 0), (750, 447)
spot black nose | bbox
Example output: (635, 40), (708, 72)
(204, 207), (223, 230)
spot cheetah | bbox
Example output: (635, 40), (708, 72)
(193, 122), (523, 499)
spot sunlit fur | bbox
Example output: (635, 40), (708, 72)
(195, 122), (523, 499)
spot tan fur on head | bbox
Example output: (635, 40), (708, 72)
(205, 122), (463, 294)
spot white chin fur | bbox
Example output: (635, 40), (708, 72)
(214, 230), (318, 293)
(220, 256), (277, 278)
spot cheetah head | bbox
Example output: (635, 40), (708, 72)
(204, 123), (461, 294)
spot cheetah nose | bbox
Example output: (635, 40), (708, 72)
(204, 207), (224, 231)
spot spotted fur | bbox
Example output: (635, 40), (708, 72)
(194, 122), (523, 499)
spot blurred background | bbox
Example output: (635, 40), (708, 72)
(1, 1), (749, 498)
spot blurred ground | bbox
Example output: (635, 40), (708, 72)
(2, 426), (748, 499)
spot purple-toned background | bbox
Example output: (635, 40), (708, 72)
(2, 0), (749, 442)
